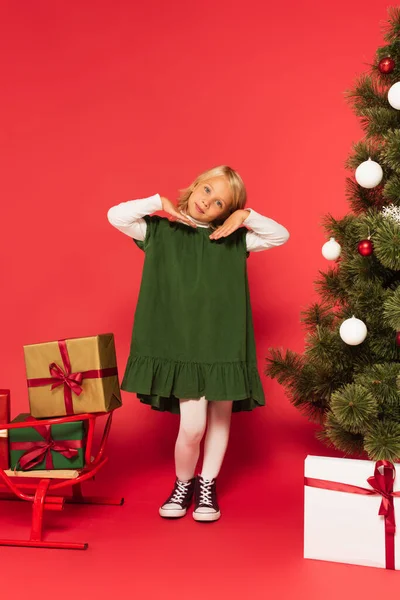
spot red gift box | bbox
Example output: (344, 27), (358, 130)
(0, 390), (10, 469)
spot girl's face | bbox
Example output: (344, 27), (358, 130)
(187, 176), (233, 224)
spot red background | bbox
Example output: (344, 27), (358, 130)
(1, 1), (398, 598)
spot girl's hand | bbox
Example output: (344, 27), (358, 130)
(160, 196), (197, 228)
(209, 209), (250, 240)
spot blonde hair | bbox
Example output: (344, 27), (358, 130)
(177, 165), (247, 228)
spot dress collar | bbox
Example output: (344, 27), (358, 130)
(178, 210), (210, 228)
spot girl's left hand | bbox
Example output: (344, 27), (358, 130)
(209, 209), (250, 240)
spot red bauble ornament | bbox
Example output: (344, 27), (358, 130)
(378, 57), (395, 74)
(396, 332), (400, 347)
(357, 239), (374, 256)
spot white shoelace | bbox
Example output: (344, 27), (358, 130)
(199, 479), (214, 506)
(170, 480), (192, 503)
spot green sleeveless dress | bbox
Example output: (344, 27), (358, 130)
(121, 215), (265, 414)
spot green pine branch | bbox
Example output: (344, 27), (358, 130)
(383, 286), (400, 329)
(300, 302), (337, 331)
(364, 420), (400, 461)
(346, 74), (387, 114)
(345, 140), (383, 169)
(319, 413), (365, 456)
(381, 129), (400, 174)
(373, 217), (400, 269)
(331, 383), (378, 434)
(359, 107), (400, 138)
(383, 174), (400, 204)
(345, 179), (385, 213)
(314, 267), (346, 303)
(382, 6), (400, 44)
(354, 363), (400, 414)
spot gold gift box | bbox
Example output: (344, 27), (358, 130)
(24, 334), (122, 418)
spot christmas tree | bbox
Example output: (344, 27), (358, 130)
(266, 7), (400, 462)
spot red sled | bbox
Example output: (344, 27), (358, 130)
(0, 410), (123, 550)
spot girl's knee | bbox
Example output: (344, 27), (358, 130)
(178, 424), (206, 445)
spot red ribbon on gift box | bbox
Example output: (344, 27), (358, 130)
(10, 416), (83, 471)
(305, 460), (400, 570)
(27, 339), (117, 415)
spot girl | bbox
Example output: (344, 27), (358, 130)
(107, 165), (289, 522)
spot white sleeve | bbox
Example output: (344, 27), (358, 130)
(244, 208), (290, 253)
(107, 193), (162, 241)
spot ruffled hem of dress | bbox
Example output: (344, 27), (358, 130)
(121, 355), (265, 414)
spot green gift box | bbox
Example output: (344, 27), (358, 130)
(9, 413), (86, 471)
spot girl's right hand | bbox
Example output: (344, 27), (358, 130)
(160, 196), (197, 228)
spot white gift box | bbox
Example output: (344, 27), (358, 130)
(304, 455), (400, 569)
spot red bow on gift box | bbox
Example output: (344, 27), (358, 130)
(305, 460), (400, 570)
(48, 362), (84, 395)
(10, 417), (83, 471)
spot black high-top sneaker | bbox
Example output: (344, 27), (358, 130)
(193, 474), (221, 522)
(159, 477), (196, 518)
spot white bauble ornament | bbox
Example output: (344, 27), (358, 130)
(355, 158), (383, 189)
(339, 316), (368, 346)
(322, 237), (342, 260)
(388, 81), (400, 109)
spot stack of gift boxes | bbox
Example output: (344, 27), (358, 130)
(0, 334), (121, 473)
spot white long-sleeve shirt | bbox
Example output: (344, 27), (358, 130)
(107, 193), (289, 252)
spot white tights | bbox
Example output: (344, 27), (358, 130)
(174, 397), (233, 481)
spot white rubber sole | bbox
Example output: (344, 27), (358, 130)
(159, 506), (187, 518)
(193, 510), (221, 522)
